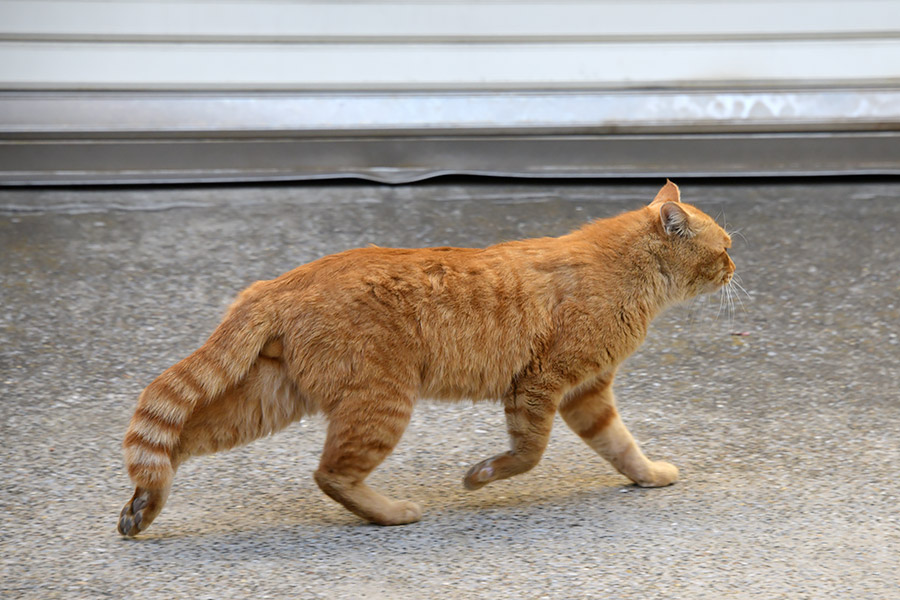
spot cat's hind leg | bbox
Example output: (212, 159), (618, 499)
(118, 355), (306, 536)
(172, 356), (306, 460)
(559, 376), (678, 487)
(314, 384), (421, 525)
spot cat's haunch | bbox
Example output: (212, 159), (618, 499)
(118, 181), (735, 536)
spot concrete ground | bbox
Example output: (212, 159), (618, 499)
(1, 179), (898, 599)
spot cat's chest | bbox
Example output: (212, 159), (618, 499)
(552, 298), (650, 367)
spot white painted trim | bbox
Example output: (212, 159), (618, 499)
(3, 40), (900, 90)
(2, 1), (900, 90)
(2, 1), (899, 41)
(4, 90), (900, 134)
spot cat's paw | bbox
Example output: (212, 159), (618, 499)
(395, 500), (423, 524)
(463, 459), (496, 491)
(377, 500), (423, 526)
(635, 461), (679, 488)
(117, 487), (165, 537)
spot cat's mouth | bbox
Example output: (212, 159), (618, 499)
(703, 271), (734, 294)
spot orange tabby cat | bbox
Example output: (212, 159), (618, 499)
(118, 181), (734, 536)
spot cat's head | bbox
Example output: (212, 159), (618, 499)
(649, 181), (735, 299)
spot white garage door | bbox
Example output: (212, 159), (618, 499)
(1, 0), (899, 183)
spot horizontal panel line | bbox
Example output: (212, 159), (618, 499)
(7, 123), (900, 137)
(6, 81), (900, 93)
(3, 32), (900, 45)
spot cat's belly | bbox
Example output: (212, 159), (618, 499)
(420, 369), (515, 402)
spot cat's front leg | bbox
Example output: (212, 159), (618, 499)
(463, 384), (559, 490)
(559, 377), (678, 487)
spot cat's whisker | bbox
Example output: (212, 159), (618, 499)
(733, 284), (747, 312)
(722, 285), (736, 329)
(727, 228), (749, 246)
(731, 272), (746, 288)
(731, 285), (741, 319)
(714, 285), (727, 323)
(729, 278), (752, 307)
(727, 284), (738, 328)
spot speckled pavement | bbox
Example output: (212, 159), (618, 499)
(1, 180), (898, 599)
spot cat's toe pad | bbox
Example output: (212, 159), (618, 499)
(117, 488), (160, 537)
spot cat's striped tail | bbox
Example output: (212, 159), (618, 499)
(122, 295), (273, 492)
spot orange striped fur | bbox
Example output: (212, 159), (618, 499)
(118, 181), (735, 536)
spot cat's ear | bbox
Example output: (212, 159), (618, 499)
(651, 180), (681, 205)
(660, 201), (694, 237)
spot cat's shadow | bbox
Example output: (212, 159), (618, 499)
(117, 476), (641, 556)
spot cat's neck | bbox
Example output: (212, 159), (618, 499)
(572, 210), (678, 318)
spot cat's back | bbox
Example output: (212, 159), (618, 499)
(269, 242), (554, 309)
(267, 243), (560, 401)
